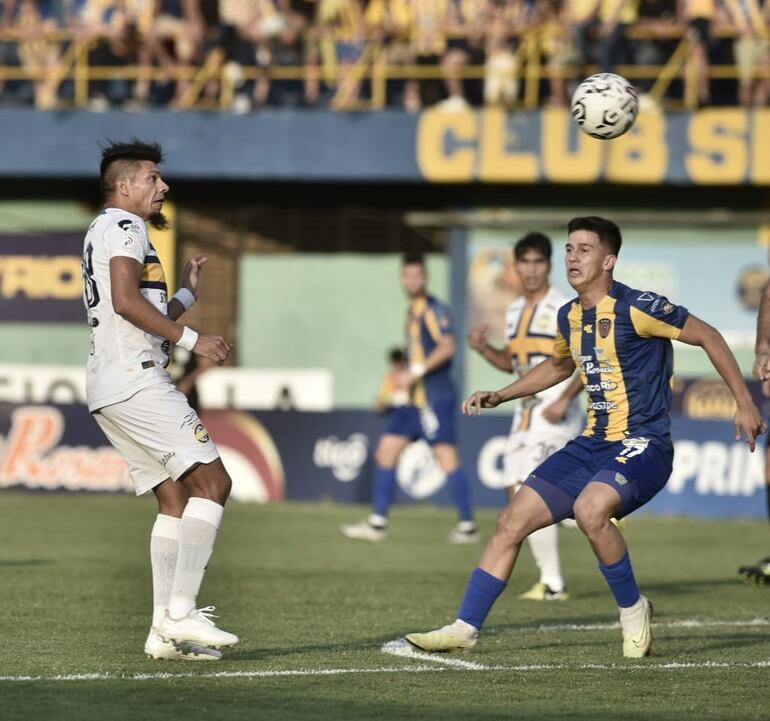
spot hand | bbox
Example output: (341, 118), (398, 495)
(180, 255), (207, 299)
(462, 390), (503, 415)
(541, 396), (569, 424)
(193, 334), (233, 364)
(468, 325), (489, 353)
(753, 351), (770, 382)
(734, 402), (768, 453)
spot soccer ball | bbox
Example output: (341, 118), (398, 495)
(570, 73), (639, 140)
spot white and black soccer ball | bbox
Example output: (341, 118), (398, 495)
(570, 73), (639, 140)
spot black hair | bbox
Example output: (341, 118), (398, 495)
(99, 138), (164, 197)
(389, 347), (405, 364)
(402, 252), (425, 267)
(514, 232), (552, 262)
(567, 216), (622, 256)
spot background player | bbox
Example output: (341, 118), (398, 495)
(406, 216), (765, 658)
(469, 232), (583, 601)
(342, 252), (478, 544)
(83, 139), (238, 660)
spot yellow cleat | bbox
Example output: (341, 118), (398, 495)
(622, 597), (653, 659)
(517, 582), (570, 601)
(405, 620), (478, 652)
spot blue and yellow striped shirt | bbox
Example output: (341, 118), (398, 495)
(407, 294), (455, 406)
(553, 282), (689, 442)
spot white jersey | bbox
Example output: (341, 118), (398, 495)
(505, 286), (583, 436)
(82, 208), (172, 412)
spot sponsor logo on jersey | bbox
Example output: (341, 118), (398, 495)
(583, 324), (593, 333)
(661, 302), (675, 314)
(598, 318), (612, 338)
(160, 451), (176, 467)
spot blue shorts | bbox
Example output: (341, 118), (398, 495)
(523, 434), (673, 521)
(383, 399), (457, 446)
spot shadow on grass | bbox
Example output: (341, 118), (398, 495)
(0, 559), (53, 568)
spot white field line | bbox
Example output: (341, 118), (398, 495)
(487, 618), (770, 634)
(381, 639), (490, 670)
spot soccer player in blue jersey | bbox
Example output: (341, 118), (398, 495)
(406, 216), (766, 657)
(341, 252), (479, 544)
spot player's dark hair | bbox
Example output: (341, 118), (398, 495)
(567, 216), (622, 255)
(514, 232), (552, 262)
(389, 347), (405, 364)
(402, 252), (425, 267)
(100, 139), (168, 229)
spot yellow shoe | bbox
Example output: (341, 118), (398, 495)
(517, 582), (570, 601)
(405, 620), (478, 652)
(622, 596), (653, 659)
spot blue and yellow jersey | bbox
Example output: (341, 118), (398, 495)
(552, 282), (689, 442)
(406, 294), (455, 406)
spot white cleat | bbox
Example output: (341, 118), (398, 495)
(406, 619), (479, 652)
(340, 519), (387, 542)
(622, 596), (653, 659)
(447, 522), (480, 545)
(144, 628), (222, 661)
(158, 607), (239, 649)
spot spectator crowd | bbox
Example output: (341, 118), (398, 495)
(0, 0), (768, 111)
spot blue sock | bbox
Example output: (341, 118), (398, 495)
(599, 551), (641, 608)
(447, 468), (474, 522)
(372, 466), (396, 519)
(458, 567), (507, 630)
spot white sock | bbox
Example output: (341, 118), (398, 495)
(527, 525), (565, 592)
(150, 514), (181, 628)
(168, 498), (224, 620)
(619, 595), (645, 636)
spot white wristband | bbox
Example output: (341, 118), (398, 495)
(409, 363), (426, 378)
(173, 288), (196, 311)
(177, 326), (199, 351)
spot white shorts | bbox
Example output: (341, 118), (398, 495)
(503, 430), (573, 491)
(94, 383), (220, 496)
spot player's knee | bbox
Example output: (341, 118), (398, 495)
(183, 462), (232, 504)
(573, 498), (611, 537)
(375, 444), (397, 469)
(493, 506), (529, 547)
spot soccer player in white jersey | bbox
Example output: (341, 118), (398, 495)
(82, 140), (238, 661)
(469, 233), (583, 601)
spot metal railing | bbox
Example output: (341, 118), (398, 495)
(0, 24), (764, 111)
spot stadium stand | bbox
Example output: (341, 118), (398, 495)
(0, 0), (767, 111)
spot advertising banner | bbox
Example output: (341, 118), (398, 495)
(0, 401), (766, 519)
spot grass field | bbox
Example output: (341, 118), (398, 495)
(1, 491), (769, 721)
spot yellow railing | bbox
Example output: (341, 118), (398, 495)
(0, 25), (766, 111)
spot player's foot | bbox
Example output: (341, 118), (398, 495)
(738, 557), (770, 586)
(447, 521), (480, 544)
(158, 607), (239, 649)
(405, 619), (478, 652)
(622, 596), (653, 659)
(144, 628), (222, 661)
(340, 516), (387, 542)
(517, 582), (570, 601)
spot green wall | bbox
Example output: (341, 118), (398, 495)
(238, 254), (449, 408)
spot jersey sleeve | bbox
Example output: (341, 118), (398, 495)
(629, 292), (689, 340)
(102, 216), (148, 264)
(551, 304), (573, 360)
(424, 301), (454, 341)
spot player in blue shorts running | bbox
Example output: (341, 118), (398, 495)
(341, 252), (478, 544)
(405, 216), (765, 657)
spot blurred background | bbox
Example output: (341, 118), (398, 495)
(1, 0), (769, 519)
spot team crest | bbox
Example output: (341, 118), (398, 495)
(662, 302), (675, 314)
(194, 423), (210, 443)
(598, 318), (612, 338)
(614, 472), (628, 485)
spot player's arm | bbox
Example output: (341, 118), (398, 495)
(541, 372), (584, 423)
(167, 255), (207, 321)
(462, 355), (576, 415)
(110, 256), (231, 363)
(409, 334), (455, 382)
(468, 325), (514, 373)
(753, 280), (770, 381)
(677, 314), (766, 451)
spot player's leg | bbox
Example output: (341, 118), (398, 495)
(738, 440), (770, 585)
(405, 486), (555, 651)
(433, 443), (479, 543)
(573, 480), (651, 658)
(341, 431), (411, 541)
(505, 439), (568, 601)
